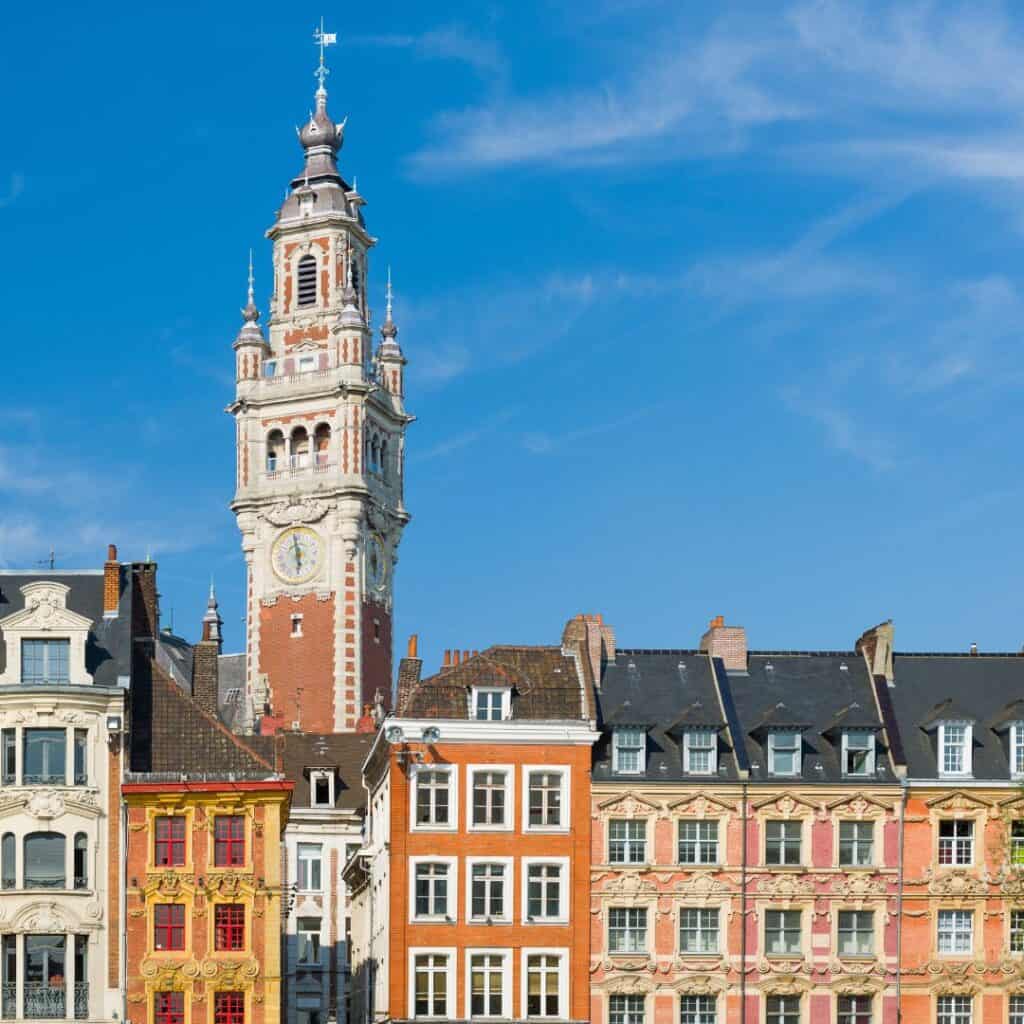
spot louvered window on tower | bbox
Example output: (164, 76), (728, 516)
(297, 255), (317, 307)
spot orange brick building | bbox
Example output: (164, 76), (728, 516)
(345, 630), (600, 1024)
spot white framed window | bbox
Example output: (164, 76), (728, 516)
(522, 766), (569, 832)
(937, 995), (971, 1024)
(1011, 909), (1024, 954)
(766, 996), (800, 1024)
(609, 994), (645, 1024)
(678, 820), (719, 865)
(1010, 994), (1024, 1024)
(464, 948), (512, 1019)
(679, 995), (716, 1024)
(409, 949), (455, 1020)
(466, 858), (512, 924)
(608, 819), (647, 864)
(310, 770), (333, 808)
(765, 820), (802, 866)
(522, 857), (568, 923)
(297, 843), (322, 892)
(467, 766), (514, 831)
(837, 910), (874, 957)
(412, 765), (458, 831)
(938, 820), (974, 866)
(1012, 723), (1024, 778)
(838, 821), (874, 867)
(937, 909), (973, 954)
(521, 949), (567, 1019)
(683, 730), (717, 775)
(938, 722), (972, 776)
(765, 909), (802, 956)
(608, 907), (648, 954)
(678, 907), (719, 954)
(472, 688), (510, 721)
(410, 857), (456, 922)
(297, 916), (322, 964)
(767, 731), (801, 776)
(290, 614), (303, 637)
(841, 730), (875, 776)
(1013, 821), (1024, 867)
(612, 728), (646, 774)
(837, 996), (871, 1024)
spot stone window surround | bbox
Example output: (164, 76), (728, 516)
(465, 856), (513, 925)
(465, 765), (515, 833)
(0, 583), (93, 687)
(463, 946), (513, 1020)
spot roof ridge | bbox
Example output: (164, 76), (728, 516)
(152, 663), (276, 774)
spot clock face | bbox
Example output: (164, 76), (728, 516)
(367, 534), (387, 589)
(271, 527), (323, 584)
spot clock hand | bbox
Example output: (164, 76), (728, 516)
(292, 535), (303, 569)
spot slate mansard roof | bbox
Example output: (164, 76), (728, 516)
(593, 639), (1024, 784)
(398, 645), (592, 721)
(888, 653), (1024, 781)
(593, 649), (893, 784)
(278, 732), (373, 812)
(0, 570), (132, 688)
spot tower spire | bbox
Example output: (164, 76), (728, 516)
(240, 250), (261, 325)
(293, 20), (344, 188)
(381, 266), (398, 341)
(313, 17), (336, 100)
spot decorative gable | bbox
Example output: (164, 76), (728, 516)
(0, 582), (93, 686)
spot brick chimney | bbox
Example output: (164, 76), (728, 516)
(699, 616), (748, 672)
(355, 703), (376, 733)
(103, 545), (120, 616)
(395, 634), (424, 714)
(562, 614), (616, 688)
(855, 620), (894, 683)
(131, 561), (160, 643)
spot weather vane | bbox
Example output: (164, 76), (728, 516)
(313, 17), (337, 91)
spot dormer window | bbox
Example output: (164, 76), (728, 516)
(22, 639), (70, 685)
(612, 728), (645, 775)
(310, 770), (334, 808)
(472, 688), (509, 722)
(938, 722), (972, 777)
(841, 730), (875, 777)
(767, 732), (800, 776)
(682, 730), (717, 775)
(1011, 723), (1024, 779)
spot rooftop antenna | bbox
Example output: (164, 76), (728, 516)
(36, 546), (56, 570)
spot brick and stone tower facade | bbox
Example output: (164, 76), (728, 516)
(229, 57), (411, 734)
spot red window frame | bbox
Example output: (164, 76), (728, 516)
(155, 992), (184, 1024)
(214, 904), (245, 951)
(214, 992), (244, 1024)
(153, 904), (185, 951)
(214, 816), (245, 867)
(154, 816), (186, 867)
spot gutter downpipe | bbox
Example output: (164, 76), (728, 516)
(740, 781), (748, 1024)
(895, 779), (907, 1024)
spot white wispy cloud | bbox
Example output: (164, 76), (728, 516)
(349, 25), (505, 77)
(782, 389), (897, 471)
(417, 409), (519, 460)
(522, 405), (669, 455)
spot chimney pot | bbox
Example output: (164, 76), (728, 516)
(443, 650), (451, 667)
(969, 642), (978, 656)
(699, 616), (747, 672)
(103, 547), (121, 615)
(107, 544), (117, 561)
(408, 634), (419, 659)
(463, 650), (470, 663)
(710, 614), (725, 629)
(453, 650), (461, 666)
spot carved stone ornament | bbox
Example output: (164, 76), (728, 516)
(598, 975), (654, 995)
(9, 901), (94, 934)
(675, 874), (729, 901)
(831, 874), (887, 898)
(756, 875), (814, 898)
(825, 793), (893, 818)
(666, 794), (737, 818)
(263, 498), (330, 526)
(596, 793), (661, 818)
(751, 793), (817, 818)
(928, 870), (989, 897)
(757, 972), (811, 995)
(925, 792), (992, 813)
(674, 976), (724, 996)
(832, 977), (882, 996)
(26, 792), (65, 820)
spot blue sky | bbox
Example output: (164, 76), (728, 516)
(2, 1), (1023, 671)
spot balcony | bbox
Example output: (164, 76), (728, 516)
(2, 983), (14, 1018)
(23, 984), (65, 1019)
(74, 982), (88, 1020)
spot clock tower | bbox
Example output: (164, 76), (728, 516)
(228, 36), (411, 734)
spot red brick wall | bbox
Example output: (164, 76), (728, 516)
(259, 593), (335, 732)
(361, 598), (392, 711)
